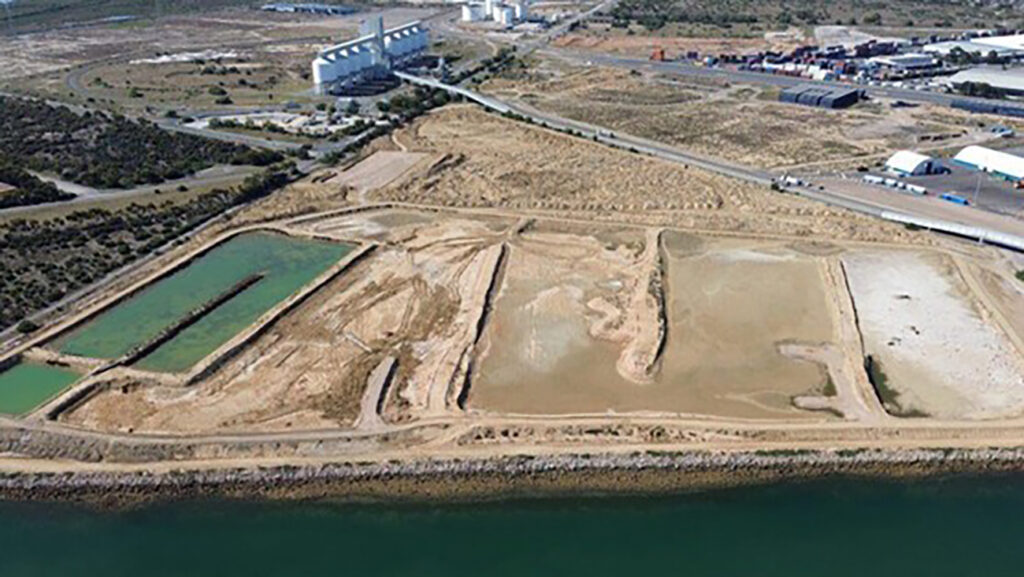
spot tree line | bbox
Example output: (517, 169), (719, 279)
(0, 161), (296, 333)
(0, 163), (75, 209)
(0, 96), (284, 190)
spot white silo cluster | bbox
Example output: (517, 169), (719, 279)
(461, 0), (528, 26)
(312, 17), (429, 95)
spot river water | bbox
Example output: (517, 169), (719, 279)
(2, 475), (1022, 576)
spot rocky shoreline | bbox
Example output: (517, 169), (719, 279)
(4, 447), (1024, 506)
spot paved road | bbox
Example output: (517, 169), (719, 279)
(400, 72), (1024, 251)
(1, 165), (263, 218)
(551, 49), (1023, 113)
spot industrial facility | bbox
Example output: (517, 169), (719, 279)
(462, 0), (530, 27)
(866, 53), (939, 72)
(261, 3), (355, 15)
(885, 151), (944, 177)
(311, 17), (429, 95)
(944, 67), (1024, 96)
(953, 145), (1024, 182)
(779, 84), (861, 109)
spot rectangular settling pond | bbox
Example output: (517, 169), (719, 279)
(0, 362), (80, 415)
(55, 232), (353, 373)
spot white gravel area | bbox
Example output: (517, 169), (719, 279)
(844, 251), (1024, 419)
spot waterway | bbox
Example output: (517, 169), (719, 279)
(55, 232), (352, 372)
(2, 475), (1023, 576)
(0, 362), (80, 415)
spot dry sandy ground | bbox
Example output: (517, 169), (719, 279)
(377, 105), (924, 245)
(482, 65), (982, 169)
(334, 151), (430, 201)
(844, 250), (1024, 420)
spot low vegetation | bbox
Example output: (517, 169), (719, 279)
(3, 0), (257, 33)
(0, 96), (284, 189)
(864, 355), (927, 418)
(821, 375), (837, 397)
(605, 0), (1024, 33)
(0, 162), (296, 332)
(0, 164), (75, 209)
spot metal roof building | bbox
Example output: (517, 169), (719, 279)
(953, 145), (1024, 181)
(884, 151), (941, 176)
(922, 40), (1024, 57)
(779, 84), (861, 109)
(868, 53), (938, 70)
(944, 67), (1024, 95)
(973, 34), (1024, 52)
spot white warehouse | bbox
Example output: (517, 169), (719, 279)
(312, 18), (429, 95)
(885, 151), (943, 176)
(953, 145), (1024, 182)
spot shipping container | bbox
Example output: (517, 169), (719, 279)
(940, 193), (970, 205)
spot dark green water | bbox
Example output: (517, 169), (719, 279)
(55, 232), (352, 372)
(3, 475), (1024, 576)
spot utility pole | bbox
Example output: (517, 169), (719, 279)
(2, 0), (13, 36)
(972, 172), (982, 206)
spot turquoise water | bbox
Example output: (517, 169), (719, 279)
(2, 475), (1024, 576)
(0, 362), (79, 415)
(55, 233), (352, 372)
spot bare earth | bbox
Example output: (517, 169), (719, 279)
(3, 107), (1024, 496)
(482, 64), (992, 169)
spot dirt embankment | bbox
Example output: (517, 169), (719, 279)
(590, 228), (667, 383)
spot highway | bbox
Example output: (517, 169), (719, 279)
(549, 49), (1023, 113)
(399, 71), (1024, 251)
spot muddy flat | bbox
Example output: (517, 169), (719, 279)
(471, 235), (834, 419)
(659, 243), (834, 419)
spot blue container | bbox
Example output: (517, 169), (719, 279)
(940, 193), (969, 206)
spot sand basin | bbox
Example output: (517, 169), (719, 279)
(844, 251), (1024, 419)
(471, 233), (835, 419)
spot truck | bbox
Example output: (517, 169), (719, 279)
(940, 193), (969, 206)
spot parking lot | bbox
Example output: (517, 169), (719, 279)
(902, 161), (1024, 217)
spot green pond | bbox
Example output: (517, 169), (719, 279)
(0, 362), (79, 415)
(2, 475), (1024, 576)
(55, 232), (352, 373)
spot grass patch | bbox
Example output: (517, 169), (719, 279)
(807, 406), (844, 419)
(821, 374), (836, 397)
(864, 355), (928, 418)
(1015, 270), (1024, 283)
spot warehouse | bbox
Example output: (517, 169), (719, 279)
(868, 53), (939, 71)
(953, 145), (1024, 181)
(885, 151), (943, 176)
(779, 85), (861, 109)
(944, 67), (1024, 96)
(923, 40), (1023, 58)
